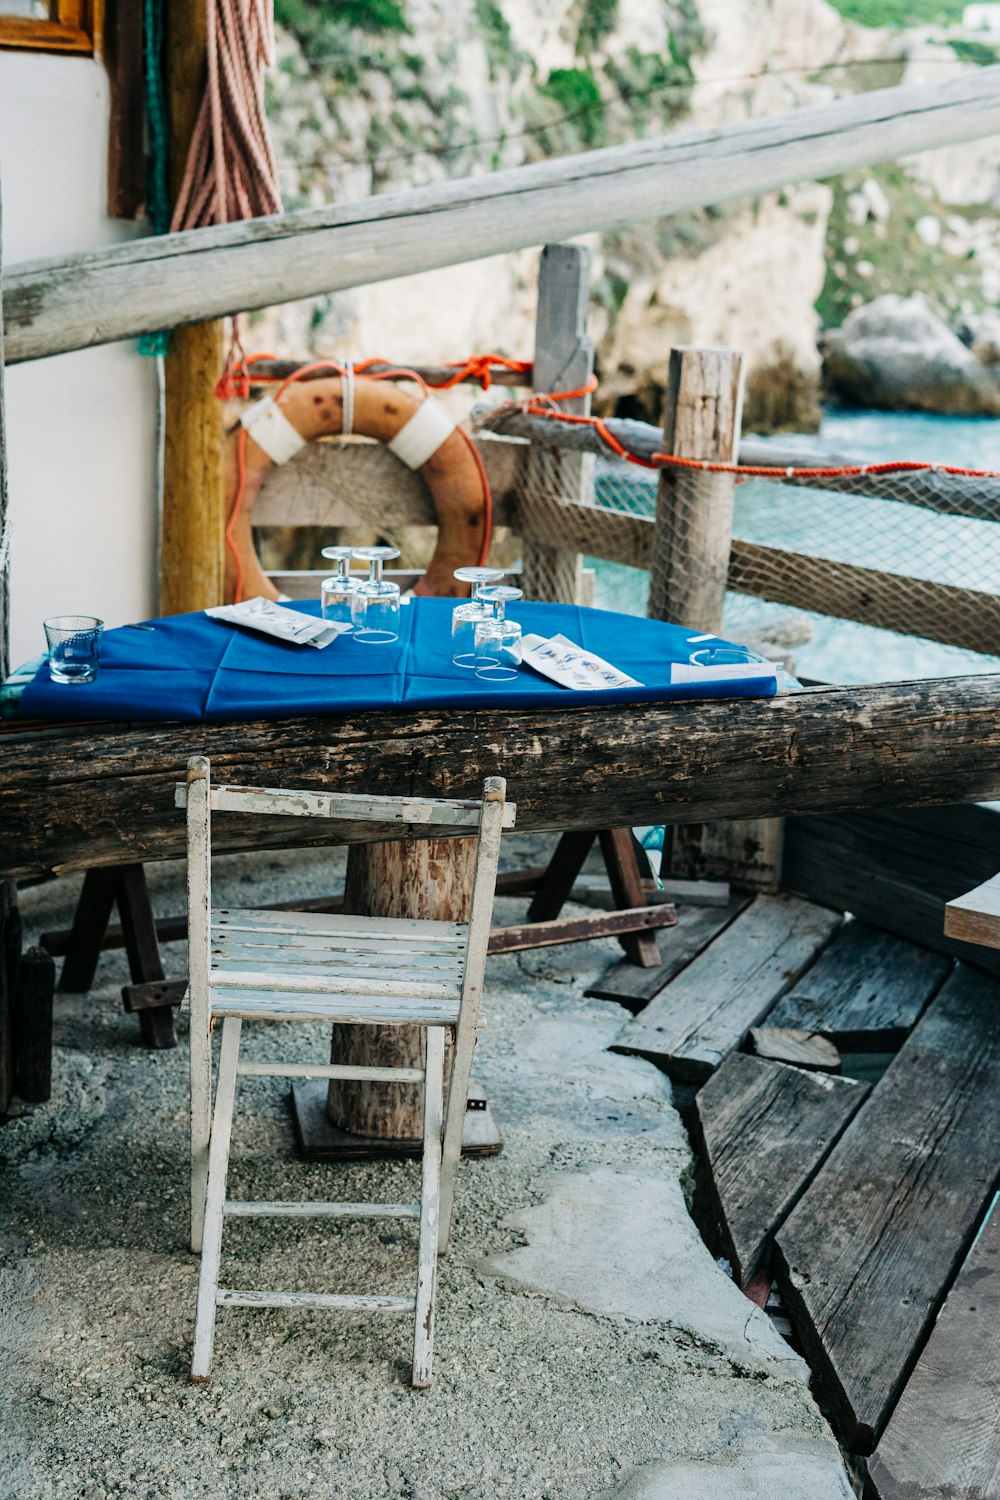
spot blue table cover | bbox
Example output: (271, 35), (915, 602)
(19, 599), (778, 724)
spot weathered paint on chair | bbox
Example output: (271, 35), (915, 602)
(180, 758), (511, 1387)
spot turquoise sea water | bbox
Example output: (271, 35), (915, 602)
(590, 408), (1000, 684)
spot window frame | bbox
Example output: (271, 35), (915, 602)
(0, 0), (102, 56)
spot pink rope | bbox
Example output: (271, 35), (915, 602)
(171, 0), (283, 231)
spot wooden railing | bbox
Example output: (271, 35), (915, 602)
(6, 68), (1000, 364)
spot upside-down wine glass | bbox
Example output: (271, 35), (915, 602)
(450, 566), (505, 668)
(351, 546), (401, 644)
(320, 545), (359, 630)
(473, 585), (523, 682)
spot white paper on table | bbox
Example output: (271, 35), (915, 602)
(205, 597), (351, 649)
(671, 660), (780, 684)
(521, 633), (643, 691)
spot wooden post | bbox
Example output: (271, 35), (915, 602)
(14, 947), (55, 1104)
(324, 838), (478, 1144)
(520, 244), (594, 603)
(0, 180), (17, 1115)
(649, 347), (782, 892)
(160, 0), (225, 615)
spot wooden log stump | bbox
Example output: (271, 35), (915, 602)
(292, 836), (502, 1160)
(14, 946), (55, 1104)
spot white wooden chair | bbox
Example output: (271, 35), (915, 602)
(176, 756), (513, 1387)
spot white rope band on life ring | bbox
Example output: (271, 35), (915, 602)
(240, 397), (307, 465)
(387, 396), (456, 470)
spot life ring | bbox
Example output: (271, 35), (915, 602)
(224, 373), (490, 603)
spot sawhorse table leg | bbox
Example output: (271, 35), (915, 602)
(55, 864), (177, 1049)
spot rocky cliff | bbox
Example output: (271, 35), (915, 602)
(260, 0), (1000, 431)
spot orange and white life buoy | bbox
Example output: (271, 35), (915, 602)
(224, 370), (491, 603)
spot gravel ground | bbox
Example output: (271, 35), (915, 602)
(0, 839), (854, 1499)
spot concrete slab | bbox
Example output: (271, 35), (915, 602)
(481, 1166), (804, 1375)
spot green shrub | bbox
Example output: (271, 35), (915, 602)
(539, 67), (606, 146)
(824, 0), (965, 26)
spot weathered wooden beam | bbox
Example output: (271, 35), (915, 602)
(2, 675), (1000, 881)
(8, 70), (1000, 363)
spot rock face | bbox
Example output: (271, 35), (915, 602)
(261, 0), (1000, 433)
(822, 294), (1000, 415)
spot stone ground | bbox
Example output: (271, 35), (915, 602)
(0, 838), (857, 1500)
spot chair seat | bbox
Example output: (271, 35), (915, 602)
(208, 906), (467, 1024)
(210, 984), (463, 1026)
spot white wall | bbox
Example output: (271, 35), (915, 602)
(1, 48), (159, 667)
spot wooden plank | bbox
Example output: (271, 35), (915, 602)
(728, 541), (1000, 659)
(5, 678), (1000, 881)
(585, 894), (751, 1007)
(783, 805), (1000, 978)
(693, 1053), (868, 1285)
(613, 895), (841, 1083)
(773, 964), (1000, 1455)
(766, 920), (952, 1051)
(868, 1195), (1000, 1500)
(9, 69), (1000, 362)
(945, 872), (1000, 952)
(104, 0), (146, 219)
(748, 1026), (841, 1072)
(526, 831), (596, 922)
(488, 901), (677, 955)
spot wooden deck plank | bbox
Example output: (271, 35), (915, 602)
(693, 1053), (867, 1285)
(773, 964), (1000, 1455)
(584, 895), (751, 1008)
(868, 1195), (1000, 1500)
(783, 805), (1000, 977)
(612, 895), (841, 1083)
(748, 1026), (841, 1072)
(766, 920), (952, 1051)
(945, 873), (1000, 952)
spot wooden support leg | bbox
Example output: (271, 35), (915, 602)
(14, 947), (55, 1103)
(412, 1024), (444, 1389)
(0, 880), (19, 1115)
(58, 863), (175, 1048)
(598, 829), (662, 966)
(116, 863), (175, 1049)
(525, 831), (595, 922)
(58, 867), (120, 992)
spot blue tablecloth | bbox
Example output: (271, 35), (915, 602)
(18, 599), (778, 724)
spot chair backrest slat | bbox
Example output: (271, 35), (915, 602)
(175, 782), (515, 831)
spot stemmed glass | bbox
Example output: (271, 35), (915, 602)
(474, 585), (523, 682)
(351, 546), (401, 644)
(450, 566), (505, 668)
(320, 546), (359, 630)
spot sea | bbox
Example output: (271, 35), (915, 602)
(590, 408), (1000, 684)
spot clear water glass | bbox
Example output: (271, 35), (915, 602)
(44, 615), (103, 684)
(689, 647), (767, 668)
(450, 566), (504, 668)
(351, 546), (401, 644)
(474, 619), (523, 681)
(320, 545), (359, 629)
(473, 585), (523, 682)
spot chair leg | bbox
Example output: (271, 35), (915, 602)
(438, 1020), (479, 1259)
(190, 1005), (213, 1253)
(191, 1018), (242, 1384)
(412, 1026), (444, 1390)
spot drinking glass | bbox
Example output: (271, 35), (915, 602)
(351, 546), (401, 644)
(44, 615), (104, 684)
(450, 566), (504, 668)
(689, 646), (768, 669)
(473, 586), (523, 682)
(320, 545), (359, 629)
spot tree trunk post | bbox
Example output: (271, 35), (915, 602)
(520, 243), (594, 604)
(648, 346), (782, 892)
(0, 180), (17, 1114)
(161, 0), (226, 616)
(324, 837), (478, 1143)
